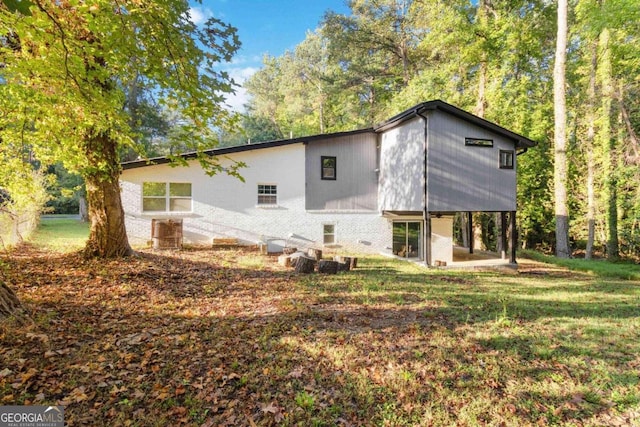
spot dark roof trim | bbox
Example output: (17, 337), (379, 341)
(374, 100), (537, 149)
(121, 128), (374, 170)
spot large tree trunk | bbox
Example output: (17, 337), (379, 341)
(1, 282), (22, 321)
(83, 132), (133, 258)
(599, 28), (619, 261)
(585, 41), (597, 260)
(553, 0), (572, 258)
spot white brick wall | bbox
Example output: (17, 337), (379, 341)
(120, 143), (392, 255)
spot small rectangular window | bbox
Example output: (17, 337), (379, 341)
(321, 156), (337, 180)
(257, 184), (277, 205)
(465, 137), (494, 147)
(499, 150), (514, 169)
(323, 224), (336, 244)
(143, 182), (192, 212)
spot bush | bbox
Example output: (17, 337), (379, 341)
(0, 168), (50, 248)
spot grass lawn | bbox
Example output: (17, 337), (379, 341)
(29, 217), (89, 252)
(1, 222), (639, 426)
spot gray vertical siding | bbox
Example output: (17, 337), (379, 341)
(427, 110), (517, 212)
(305, 132), (379, 210)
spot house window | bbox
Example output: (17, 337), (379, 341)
(465, 137), (494, 147)
(323, 224), (336, 244)
(499, 150), (514, 169)
(257, 184), (277, 205)
(143, 182), (192, 212)
(321, 156), (337, 180)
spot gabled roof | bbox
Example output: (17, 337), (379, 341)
(121, 100), (536, 170)
(374, 100), (537, 149)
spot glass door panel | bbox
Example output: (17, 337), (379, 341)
(407, 222), (421, 259)
(392, 221), (422, 259)
(393, 222), (407, 256)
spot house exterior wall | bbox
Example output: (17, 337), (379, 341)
(120, 143), (391, 254)
(378, 117), (425, 212)
(427, 110), (517, 212)
(305, 132), (378, 211)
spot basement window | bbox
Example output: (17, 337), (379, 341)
(499, 150), (514, 169)
(465, 137), (494, 147)
(321, 156), (337, 180)
(323, 224), (336, 244)
(143, 182), (192, 212)
(257, 184), (277, 205)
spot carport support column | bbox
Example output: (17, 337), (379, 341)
(425, 212), (432, 267)
(500, 212), (508, 260)
(510, 211), (517, 264)
(467, 211), (474, 254)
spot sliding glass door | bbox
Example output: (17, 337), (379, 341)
(392, 221), (422, 259)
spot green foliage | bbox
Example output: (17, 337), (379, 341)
(0, 157), (50, 246)
(0, 1), (242, 176)
(1, 0), (243, 256)
(45, 163), (84, 215)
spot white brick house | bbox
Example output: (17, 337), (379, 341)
(120, 100), (536, 266)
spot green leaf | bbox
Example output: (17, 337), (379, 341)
(2, 0), (33, 15)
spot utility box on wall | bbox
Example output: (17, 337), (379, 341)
(151, 219), (183, 249)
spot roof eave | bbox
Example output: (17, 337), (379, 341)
(374, 100), (537, 150)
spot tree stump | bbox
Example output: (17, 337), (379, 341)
(294, 256), (316, 274)
(277, 254), (292, 267)
(1, 282), (23, 321)
(308, 248), (323, 261)
(318, 260), (339, 274)
(334, 256), (352, 272)
(289, 252), (309, 268)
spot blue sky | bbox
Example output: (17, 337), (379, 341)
(189, 0), (350, 111)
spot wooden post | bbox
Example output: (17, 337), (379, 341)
(510, 211), (517, 264)
(467, 211), (474, 254)
(500, 212), (508, 260)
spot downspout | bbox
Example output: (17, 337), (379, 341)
(417, 110), (431, 267)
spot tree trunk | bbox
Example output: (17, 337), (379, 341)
(83, 132), (133, 258)
(459, 213), (469, 248)
(334, 256), (352, 272)
(294, 256), (316, 274)
(599, 28), (619, 261)
(318, 260), (339, 274)
(585, 41), (597, 260)
(1, 282), (22, 321)
(475, 59), (487, 118)
(78, 195), (89, 222)
(553, 0), (572, 258)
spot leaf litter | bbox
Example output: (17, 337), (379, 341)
(1, 244), (638, 426)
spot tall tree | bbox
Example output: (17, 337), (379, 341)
(597, 27), (619, 259)
(0, 0), (241, 257)
(553, 0), (572, 258)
